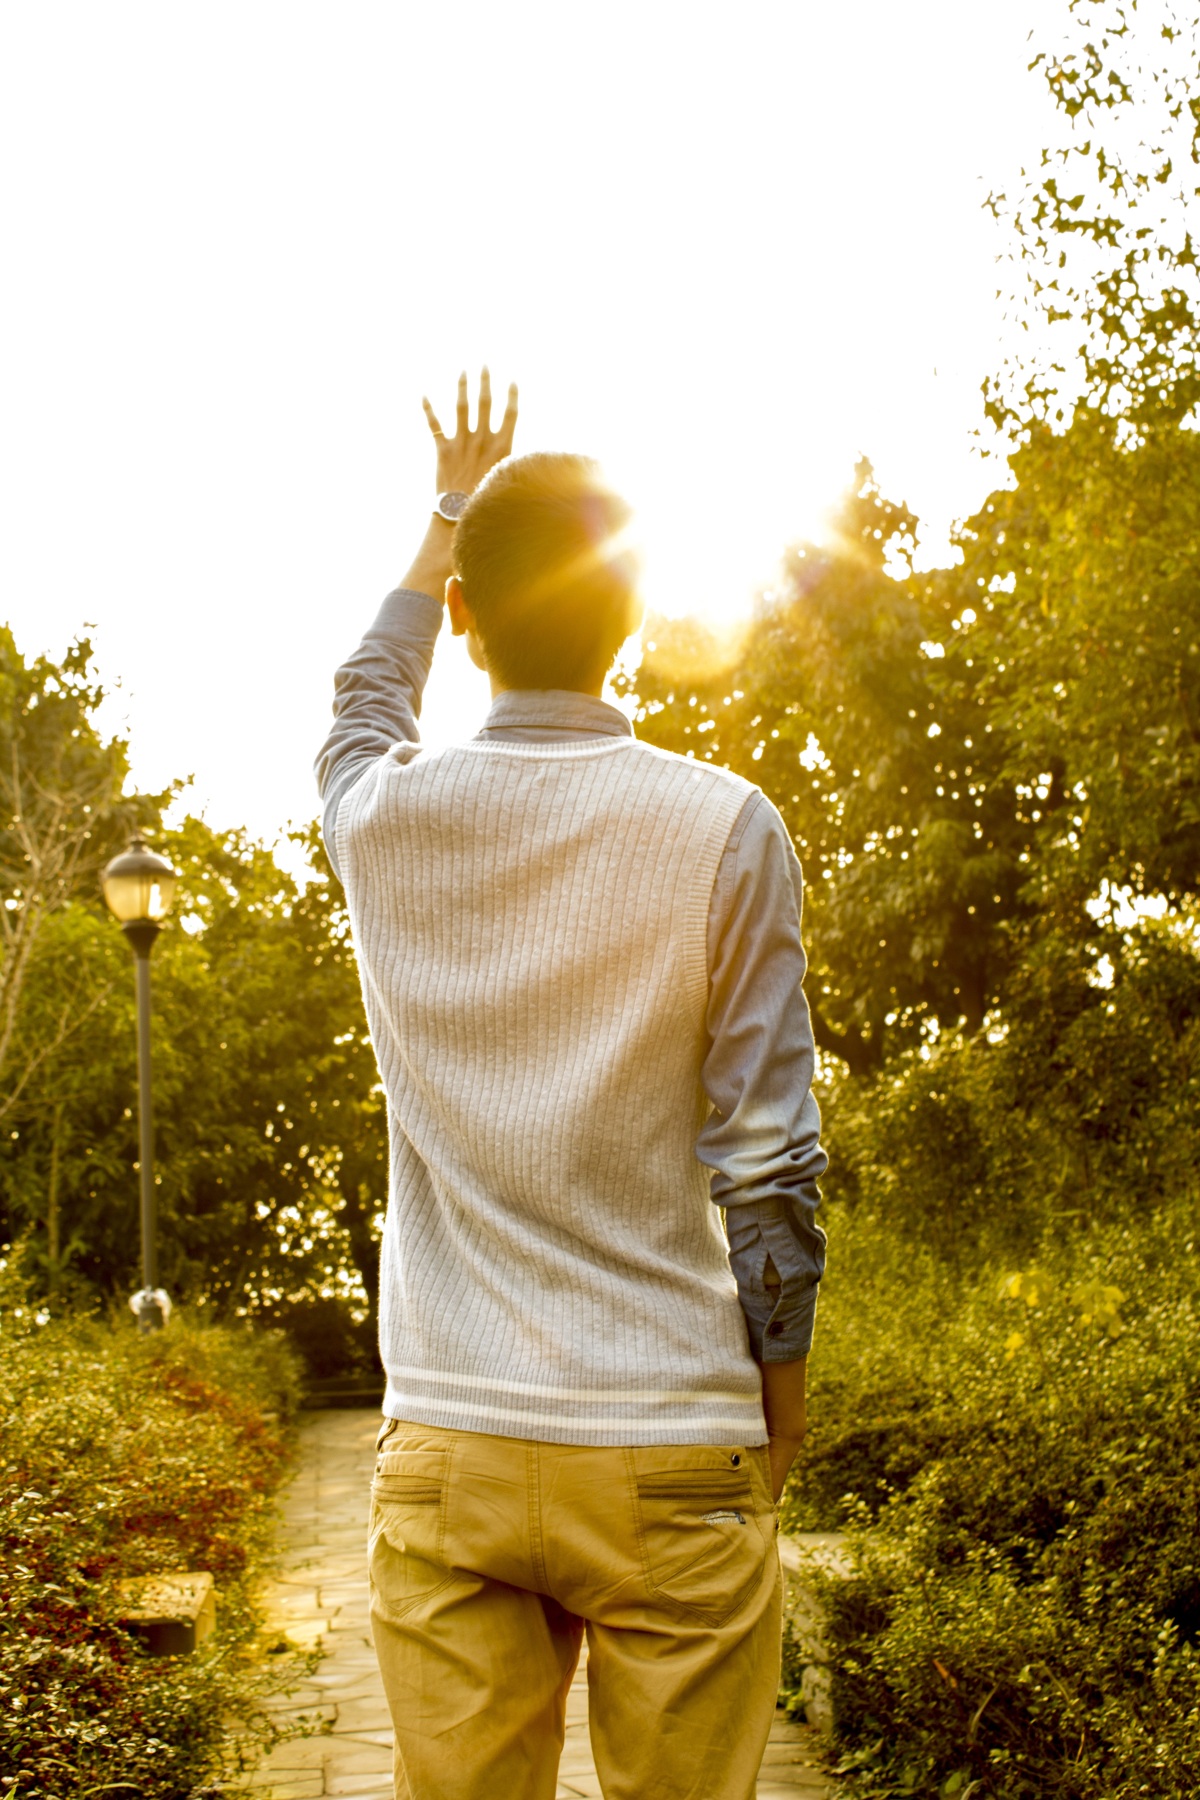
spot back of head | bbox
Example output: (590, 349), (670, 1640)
(453, 452), (638, 691)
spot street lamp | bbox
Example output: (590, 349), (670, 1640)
(101, 834), (178, 1333)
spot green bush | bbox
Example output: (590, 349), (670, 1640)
(822, 920), (1200, 1266)
(784, 1198), (1200, 1798)
(0, 1265), (315, 1799)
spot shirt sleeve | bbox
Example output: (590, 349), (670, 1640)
(697, 791), (828, 1362)
(314, 588), (443, 880)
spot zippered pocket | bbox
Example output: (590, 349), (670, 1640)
(637, 1469), (750, 1500)
(631, 1451), (766, 1625)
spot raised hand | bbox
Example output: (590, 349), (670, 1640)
(423, 368), (519, 498)
(397, 368), (518, 601)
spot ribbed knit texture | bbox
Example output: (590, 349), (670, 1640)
(337, 734), (768, 1446)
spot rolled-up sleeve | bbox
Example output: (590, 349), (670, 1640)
(698, 793), (828, 1361)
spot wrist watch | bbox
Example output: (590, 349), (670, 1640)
(434, 490), (470, 523)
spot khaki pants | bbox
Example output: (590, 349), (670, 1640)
(368, 1417), (783, 1800)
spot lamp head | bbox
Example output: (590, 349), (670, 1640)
(101, 835), (178, 925)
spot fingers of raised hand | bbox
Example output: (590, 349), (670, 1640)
(498, 382), (519, 453)
(425, 370), (518, 485)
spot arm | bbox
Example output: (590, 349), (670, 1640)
(314, 589), (444, 878)
(313, 369), (519, 873)
(697, 793), (828, 1500)
(760, 1359), (810, 1502)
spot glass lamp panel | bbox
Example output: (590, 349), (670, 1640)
(101, 846), (178, 922)
(146, 874), (177, 920)
(101, 869), (151, 922)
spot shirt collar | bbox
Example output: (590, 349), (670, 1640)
(479, 689), (634, 738)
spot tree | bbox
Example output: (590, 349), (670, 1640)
(952, 412), (1200, 915)
(0, 629), (387, 1361)
(1, 817), (388, 1348)
(987, 0), (1200, 433)
(623, 464), (1036, 1069)
(0, 630), (152, 1134)
(628, 404), (1200, 1116)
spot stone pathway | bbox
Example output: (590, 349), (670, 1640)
(253, 1411), (829, 1799)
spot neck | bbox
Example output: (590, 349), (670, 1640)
(489, 674), (608, 699)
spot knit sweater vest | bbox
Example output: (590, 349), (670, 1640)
(336, 733), (768, 1447)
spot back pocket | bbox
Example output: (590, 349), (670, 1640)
(631, 1451), (768, 1626)
(368, 1449), (453, 1623)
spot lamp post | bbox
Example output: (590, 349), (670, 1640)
(101, 835), (178, 1332)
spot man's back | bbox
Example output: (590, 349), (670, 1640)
(337, 731), (767, 1445)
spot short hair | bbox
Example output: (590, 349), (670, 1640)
(453, 453), (638, 690)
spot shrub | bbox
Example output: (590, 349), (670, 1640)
(783, 1199), (1200, 1797)
(0, 1265), (315, 1799)
(822, 920), (1200, 1267)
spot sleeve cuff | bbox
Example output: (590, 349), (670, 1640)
(725, 1188), (826, 1363)
(760, 1283), (819, 1362)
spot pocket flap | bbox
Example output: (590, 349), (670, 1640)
(373, 1447), (447, 1503)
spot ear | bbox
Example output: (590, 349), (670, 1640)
(446, 574), (469, 637)
(625, 592), (646, 637)
(446, 576), (491, 675)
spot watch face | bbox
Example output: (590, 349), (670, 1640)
(437, 490), (470, 521)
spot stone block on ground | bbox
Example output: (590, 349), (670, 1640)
(778, 1532), (852, 1738)
(114, 1570), (216, 1657)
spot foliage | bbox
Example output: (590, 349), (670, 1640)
(952, 411), (1200, 913)
(824, 908), (1200, 1264)
(0, 1263), (313, 1799)
(987, 0), (1200, 433)
(781, 1198), (1200, 1799)
(628, 398), (1200, 1070)
(0, 628), (387, 1365)
(0, 628), (161, 1135)
(620, 466), (1027, 1072)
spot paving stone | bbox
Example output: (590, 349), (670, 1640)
(254, 1737), (333, 1772)
(320, 1746), (393, 1775)
(308, 1669), (386, 1694)
(757, 1786), (828, 1798)
(318, 1583), (371, 1607)
(265, 1703), (339, 1728)
(333, 1698), (395, 1734)
(326, 1770), (395, 1795)
(277, 1618), (334, 1650)
(561, 1743), (592, 1763)
(246, 1777), (324, 1798)
(273, 1564), (361, 1588)
(761, 1741), (822, 1766)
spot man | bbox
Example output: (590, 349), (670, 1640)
(316, 371), (827, 1800)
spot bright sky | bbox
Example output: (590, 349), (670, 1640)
(0, 1), (1060, 849)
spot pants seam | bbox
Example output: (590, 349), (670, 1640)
(527, 1439), (549, 1592)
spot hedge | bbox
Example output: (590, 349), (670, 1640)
(782, 1195), (1200, 1798)
(0, 1261), (317, 1799)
